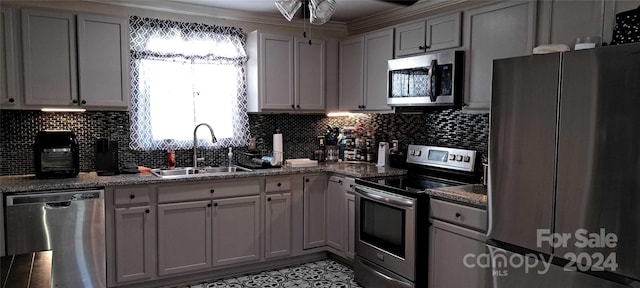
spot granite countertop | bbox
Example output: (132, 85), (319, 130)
(0, 162), (407, 193)
(427, 184), (488, 207)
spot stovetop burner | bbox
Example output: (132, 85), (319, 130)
(356, 145), (482, 196)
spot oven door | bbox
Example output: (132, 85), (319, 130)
(355, 185), (416, 282)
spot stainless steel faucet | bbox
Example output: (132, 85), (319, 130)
(193, 123), (217, 168)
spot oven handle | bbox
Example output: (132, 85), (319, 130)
(355, 187), (415, 208)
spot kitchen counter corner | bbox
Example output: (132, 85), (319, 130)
(427, 184), (487, 207)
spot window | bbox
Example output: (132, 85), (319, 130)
(129, 16), (250, 150)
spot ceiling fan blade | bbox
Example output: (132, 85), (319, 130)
(376, 0), (419, 6)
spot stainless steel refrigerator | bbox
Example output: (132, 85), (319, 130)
(488, 43), (640, 288)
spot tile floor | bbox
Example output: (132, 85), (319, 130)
(183, 259), (362, 288)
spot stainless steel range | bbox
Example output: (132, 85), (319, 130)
(353, 145), (481, 288)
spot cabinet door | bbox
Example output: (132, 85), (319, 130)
(21, 9), (77, 106)
(363, 29), (393, 111)
(295, 37), (325, 111)
(261, 33), (294, 110)
(212, 195), (261, 267)
(326, 177), (344, 252)
(1, 7), (19, 108)
(157, 201), (212, 276)
(114, 206), (154, 283)
(265, 192), (291, 259)
(77, 14), (129, 109)
(303, 174), (327, 249)
(537, 0), (604, 47)
(426, 12), (462, 52)
(429, 220), (490, 288)
(395, 21), (426, 57)
(339, 36), (364, 111)
(345, 192), (356, 260)
(463, 1), (535, 112)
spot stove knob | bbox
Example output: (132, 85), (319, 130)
(415, 150), (422, 156)
(410, 150), (415, 156)
(449, 154), (456, 160)
(463, 155), (471, 162)
(456, 155), (463, 161)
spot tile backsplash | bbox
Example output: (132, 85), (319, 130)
(0, 109), (488, 176)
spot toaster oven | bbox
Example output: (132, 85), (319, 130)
(34, 131), (79, 178)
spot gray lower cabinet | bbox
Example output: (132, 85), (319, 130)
(326, 176), (344, 254)
(111, 185), (156, 285)
(303, 174), (327, 249)
(114, 206), (154, 283)
(157, 200), (212, 276)
(212, 195), (261, 267)
(429, 198), (490, 288)
(265, 192), (292, 259)
(345, 192), (356, 260)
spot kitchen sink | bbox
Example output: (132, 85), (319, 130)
(150, 166), (252, 178)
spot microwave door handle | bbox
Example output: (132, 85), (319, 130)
(429, 59), (438, 102)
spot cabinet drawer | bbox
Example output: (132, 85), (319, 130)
(114, 186), (150, 206)
(211, 179), (261, 199)
(343, 177), (356, 193)
(265, 177), (291, 193)
(158, 182), (213, 203)
(430, 198), (487, 232)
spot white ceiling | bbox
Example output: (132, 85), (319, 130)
(168, 0), (412, 22)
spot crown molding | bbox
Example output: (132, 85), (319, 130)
(83, 0), (348, 32)
(347, 0), (469, 34)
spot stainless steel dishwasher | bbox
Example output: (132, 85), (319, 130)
(5, 189), (106, 288)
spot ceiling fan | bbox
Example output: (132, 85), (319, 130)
(276, 0), (419, 24)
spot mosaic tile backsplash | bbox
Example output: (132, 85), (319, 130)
(0, 109), (488, 176)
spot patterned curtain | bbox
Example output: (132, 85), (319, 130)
(129, 16), (250, 150)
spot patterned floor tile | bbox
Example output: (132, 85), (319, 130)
(183, 260), (361, 288)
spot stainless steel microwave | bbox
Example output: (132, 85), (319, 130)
(387, 50), (464, 107)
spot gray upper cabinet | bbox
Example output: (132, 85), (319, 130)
(20, 8), (129, 110)
(295, 37), (325, 111)
(395, 12), (462, 57)
(339, 29), (394, 112)
(303, 174), (327, 249)
(247, 31), (325, 112)
(1, 7), (19, 109)
(339, 36), (364, 111)
(211, 195), (261, 267)
(21, 9), (77, 107)
(77, 13), (129, 108)
(538, 0), (640, 47)
(364, 29), (394, 111)
(463, 1), (536, 112)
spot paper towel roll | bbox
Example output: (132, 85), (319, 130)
(273, 133), (283, 165)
